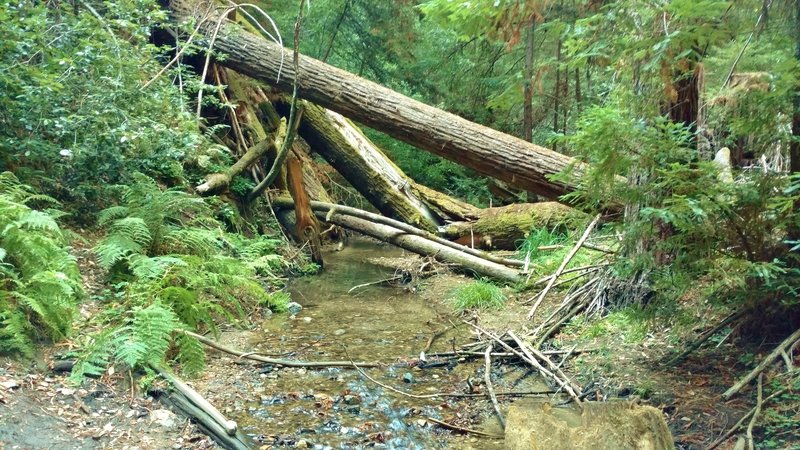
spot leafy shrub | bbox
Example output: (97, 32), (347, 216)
(451, 280), (506, 311)
(0, 1), (209, 221)
(0, 172), (81, 356)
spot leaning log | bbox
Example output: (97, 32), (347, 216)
(292, 101), (442, 231)
(168, 0), (590, 199)
(311, 210), (522, 283)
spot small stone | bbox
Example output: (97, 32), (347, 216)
(150, 408), (177, 429)
(0, 379), (19, 390)
(402, 372), (414, 384)
(303, 317), (312, 323)
(333, 329), (346, 336)
(287, 302), (303, 315)
(343, 394), (360, 405)
(295, 439), (309, 448)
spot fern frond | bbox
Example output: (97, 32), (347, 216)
(110, 217), (152, 247)
(132, 302), (179, 365)
(162, 227), (220, 256)
(175, 332), (205, 377)
(15, 209), (60, 233)
(97, 206), (129, 226)
(94, 235), (144, 270)
(128, 255), (186, 280)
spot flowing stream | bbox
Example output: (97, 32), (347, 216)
(232, 240), (515, 449)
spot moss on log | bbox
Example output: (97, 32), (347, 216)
(443, 203), (585, 250)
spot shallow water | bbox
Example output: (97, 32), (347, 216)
(236, 240), (509, 449)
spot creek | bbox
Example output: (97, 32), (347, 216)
(229, 240), (518, 449)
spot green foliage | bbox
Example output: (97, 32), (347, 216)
(0, 172), (81, 356)
(72, 174), (291, 379)
(0, 1), (210, 221)
(450, 280), (507, 311)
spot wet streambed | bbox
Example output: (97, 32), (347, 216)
(221, 240), (516, 449)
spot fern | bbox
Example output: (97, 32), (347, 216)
(175, 332), (206, 377)
(0, 172), (81, 356)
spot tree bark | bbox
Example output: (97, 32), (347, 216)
(313, 211), (522, 283)
(286, 151), (323, 265)
(291, 101), (442, 230)
(523, 19), (536, 142)
(168, 0), (590, 200)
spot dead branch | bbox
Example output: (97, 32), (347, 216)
(183, 329), (379, 368)
(665, 309), (745, 366)
(745, 373), (763, 450)
(527, 213), (602, 319)
(507, 331), (583, 406)
(150, 363), (237, 436)
(705, 387), (788, 450)
(723, 327), (800, 400)
(425, 417), (504, 439)
(484, 345), (505, 429)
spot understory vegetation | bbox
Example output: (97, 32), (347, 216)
(1, 0), (799, 447)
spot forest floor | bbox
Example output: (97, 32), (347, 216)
(0, 238), (794, 450)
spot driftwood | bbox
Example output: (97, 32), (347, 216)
(272, 197), (525, 269)
(313, 211), (522, 283)
(745, 374), (763, 450)
(723, 327), (800, 399)
(184, 330), (380, 368)
(168, 0), (601, 200)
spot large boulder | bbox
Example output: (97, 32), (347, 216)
(505, 401), (674, 450)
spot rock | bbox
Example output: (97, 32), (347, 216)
(150, 409), (178, 429)
(342, 394), (360, 405)
(402, 372), (414, 384)
(287, 302), (303, 315)
(505, 401), (674, 450)
(295, 439), (309, 448)
(303, 317), (312, 323)
(333, 329), (346, 336)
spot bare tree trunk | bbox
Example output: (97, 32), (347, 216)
(168, 0), (591, 200)
(523, 20), (536, 142)
(553, 38), (562, 152)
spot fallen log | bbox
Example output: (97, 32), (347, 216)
(168, 0), (592, 199)
(272, 197), (526, 269)
(290, 101), (442, 231)
(313, 211), (522, 283)
(443, 202), (585, 250)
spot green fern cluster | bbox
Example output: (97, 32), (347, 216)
(75, 174), (289, 379)
(0, 172), (82, 357)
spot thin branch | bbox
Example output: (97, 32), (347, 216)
(745, 374), (763, 450)
(484, 345), (505, 429)
(425, 417), (504, 439)
(527, 214), (602, 319)
(183, 329), (379, 368)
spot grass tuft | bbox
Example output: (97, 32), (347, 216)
(451, 280), (507, 311)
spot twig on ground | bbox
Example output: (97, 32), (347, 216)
(425, 417), (504, 439)
(745, 373), (763, 450)
(183, 330), (379, 368)
(705, 387), (788, 450)
(484, 345), (505, 429)
(526, 213), (602, 319)
(723, 328), (800, 399)
(665, 310), (744, 365)
(507, 331), (583, 406)
(347, 276), (404, 294)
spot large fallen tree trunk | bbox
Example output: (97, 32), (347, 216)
(297, 102), (442, 231)
(168, 0), (590, 199)
(313, 211), (522, 283)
